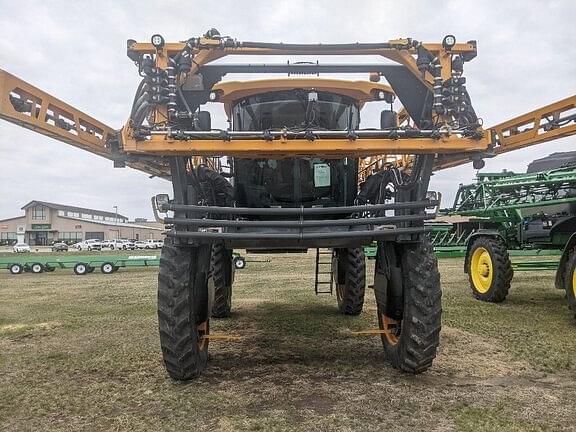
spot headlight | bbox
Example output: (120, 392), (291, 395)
(442, 35), (456, 50)
(151, 34), (165, 49)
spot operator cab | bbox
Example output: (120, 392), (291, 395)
(233, 89), (359, 212)
(212, 79), (397, 214)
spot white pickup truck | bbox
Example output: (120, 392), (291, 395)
(143, 239), (164, 249)
(75, 239), (102, 251)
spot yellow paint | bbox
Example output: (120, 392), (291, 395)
(572, 266), (576, 298)
(470, 246), (493, 294)
(213, 78), (395, 110)
(381, 314), (399, 346)
(122, 133), (490, 158)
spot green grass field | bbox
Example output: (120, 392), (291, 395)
(1, 253), (575, 431)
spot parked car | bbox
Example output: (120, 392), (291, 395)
(101, 240), (111, 249)
(76, 239), (102, 251)
(108, 239), (124, 250)
(108, 239), (135, 250)
(134, 240), (147, 249)
(121, 239), (136, 250)
(144, 239), (163, 249)
(13, 243), (31, 253)
(52, 242), (69, 252)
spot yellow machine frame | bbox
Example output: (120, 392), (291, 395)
(120, 38), (488, 158)
(1, 36), (575, 178)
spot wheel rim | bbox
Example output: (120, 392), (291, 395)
(77, 265), (86, 274)
(380, 313), (400, 346)
(103, 264), (113, 273)
(470, 247), (493, 294)
(32, 264), (41, 273)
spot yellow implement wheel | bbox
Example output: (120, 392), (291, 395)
(467, 237), (513, 303)
(470, 247), (493, 294)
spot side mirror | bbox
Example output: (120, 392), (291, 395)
(380, 110), (398, 129)
(426, 191), (442, 215)
(196, 111), (211, 131)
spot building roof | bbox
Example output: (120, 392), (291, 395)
(21, 200), (129, 220)
(0, 215), (26, 224)
(60, 215), (163, 230)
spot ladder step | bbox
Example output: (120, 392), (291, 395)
(315, 248), (333, 295)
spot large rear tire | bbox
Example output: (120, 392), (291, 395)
(467, 237), (513, 303)
(563, 249), (576, 319)
(333, 248), (366, 315)
(376, 240), (442, 374)
(210, 244), (233, 318)
(158, 238), (213, 380)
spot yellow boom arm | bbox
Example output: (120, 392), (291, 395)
(432, 95), (576, 170)
(0, 69), (170, 178)
(360, 94), (576, 176)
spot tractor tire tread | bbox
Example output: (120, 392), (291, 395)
(384, 240), (442, 374)
(157, 238), (206, 380)
(563, 249), (576, 318)
(468, 237), (513, 303)
(338, 248), (366, 315)
(210, 244), (233, 318)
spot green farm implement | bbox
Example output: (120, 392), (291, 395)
(430, 153), (576, 315)
(1, 254), (160, 275)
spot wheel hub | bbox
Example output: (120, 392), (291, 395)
(470, 247), (493, 294)
(380, 313), (400, 346)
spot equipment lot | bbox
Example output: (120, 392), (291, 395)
(1, 253), (575, 431)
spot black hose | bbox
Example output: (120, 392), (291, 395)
(177, 85), (193, 115)
(130, 79), (147, 118)
(133, 102), (152, 128)
(131, 91), (149, 118)
(239, 41), (397, 50)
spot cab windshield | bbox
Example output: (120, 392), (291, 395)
(232, 90), (360, 131)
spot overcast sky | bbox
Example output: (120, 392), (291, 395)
(0, 0), (574, 220)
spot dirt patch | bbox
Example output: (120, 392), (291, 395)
(435, 326), (533, 379)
